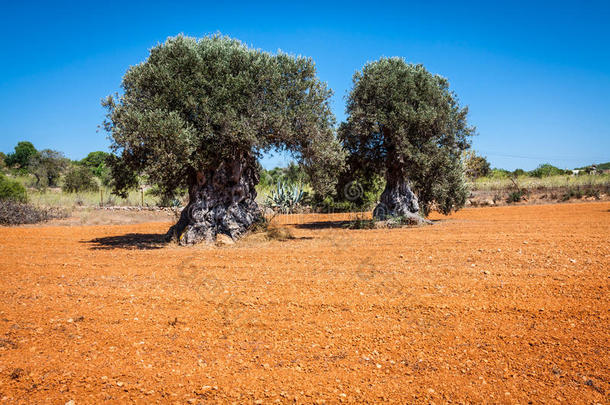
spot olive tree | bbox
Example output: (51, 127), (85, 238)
(103, 35), (344, 244)
(339, 58), (474, 220)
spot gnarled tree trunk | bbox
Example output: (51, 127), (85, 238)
(166, 154), (261, 245)
(373, 169), (426, 224)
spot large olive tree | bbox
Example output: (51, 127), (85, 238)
(339, 58), (474, 220)
(103, 35), (344, 244)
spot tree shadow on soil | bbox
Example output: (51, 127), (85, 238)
(83, 233), (168, 250)
(293, 220), (356, 230)
(293, 218), (442, 230)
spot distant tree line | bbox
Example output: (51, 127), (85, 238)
(1, 139), (606, 208)
(462, 151), (607, 180)
(1, 141), (112, 196)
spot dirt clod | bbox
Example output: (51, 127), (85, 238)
(9, 368), (24, 380)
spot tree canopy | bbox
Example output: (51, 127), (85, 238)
(464, 150), (491, 179)
(339, 58), (474, 215)
(29, 149), (69, 188)
(529, 163), (565, 178)
(62, 166), (99, 193)
(103, 34), (344, 199)
(80, 151), (110, 170)
(5, 141), (37, 169)
(80, 151), (111, 184)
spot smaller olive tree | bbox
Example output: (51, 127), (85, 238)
(0, 173), (27, 202)
(340, 58), (474, 219)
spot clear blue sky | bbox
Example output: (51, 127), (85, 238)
(1, 0), (609, 170)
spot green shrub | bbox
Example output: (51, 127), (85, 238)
(463, 151), (491, 179)
(506, 190), (524, 203)
(0, 174), (27, 202)
(488, 168), (511, 179)
(258, 167), (274, 188)
(5, 141), (37, 169)
(79, 151), (112, 185)
(585, 188), (600, 198)
(80, 151), (110, 170)
(259, 162), (309, 189)
(529, 163), (565, 178)
(355, 175), (385, 209)
(144, 184), (184, 207)
(334, 173), (385, 210)
(562, 188), (583, 201)
(62, 166), (99, 193)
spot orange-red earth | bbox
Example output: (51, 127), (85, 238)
(0, 202), (608, 403)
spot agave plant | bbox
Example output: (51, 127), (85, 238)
(265, 180), (304, 213)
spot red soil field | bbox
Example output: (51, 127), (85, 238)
(0, 202), (608, 404)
